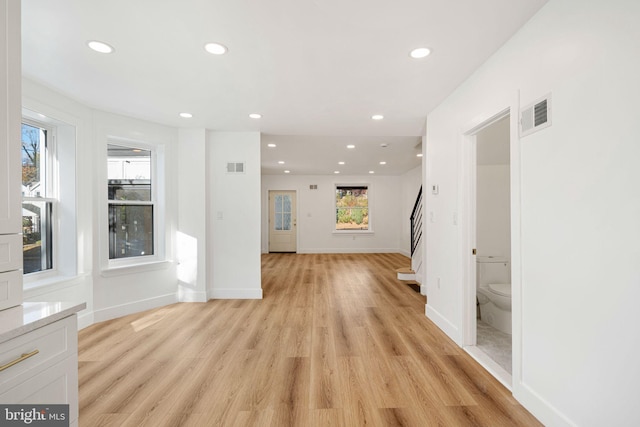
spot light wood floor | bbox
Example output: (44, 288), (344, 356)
(78, 253), (541, 426)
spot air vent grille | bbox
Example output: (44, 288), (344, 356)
(534, 99), (548, 126)
(520, 93), (552, 137)
(226, 162), (245, 173)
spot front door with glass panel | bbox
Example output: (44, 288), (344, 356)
(269, 190), (297, 252)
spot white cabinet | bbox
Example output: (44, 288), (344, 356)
(0, 315), (79, 426)
(0, 0), (23, 311)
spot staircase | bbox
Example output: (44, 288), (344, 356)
(396, 186), (424, 294)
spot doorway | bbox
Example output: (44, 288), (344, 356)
(461, 108), (514, 389)
(268, 190), (297, 252)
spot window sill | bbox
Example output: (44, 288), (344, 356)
(100, 259), (174, 277)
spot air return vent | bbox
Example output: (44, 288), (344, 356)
(520, 93), (552, 137)
(226, 162), (245, 173)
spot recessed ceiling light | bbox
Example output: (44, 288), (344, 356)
(204, 42), (228, 55)
(278, 161), (285, 164)
(380, 143), (388, 148)
(179, 112), (193, 118)
(338, 161), (345, 165)
(369, 171), (375, 174)
(249, 113), (262, 119)
(416, 153), (423, 157)
(284, 170), (290, 174)
(347, 145), (355, 149)
(379, 161), (387, 165)
(410, 47), (431, 59)
(334, 171), (340, 174)
(371, 114), (384, 120)
(87, 40), (114, 54)
(267, 143), (276, 148)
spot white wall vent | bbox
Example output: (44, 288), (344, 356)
(309, 185), (318, 190)
(520, 93), (552, 137)
(226, 162), (245, 173)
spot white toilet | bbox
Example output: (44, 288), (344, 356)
(476, 256), (512, 334)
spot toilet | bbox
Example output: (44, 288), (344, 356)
(476, 256), (512, 334)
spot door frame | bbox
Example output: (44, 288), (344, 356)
(267, 189), (299, 253)
(459, 91), (522, 388)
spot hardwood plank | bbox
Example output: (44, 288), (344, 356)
(309, 327), (341, 409)
(78, 253), (541, 426)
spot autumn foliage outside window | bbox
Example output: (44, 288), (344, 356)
(335, 186), (369, 230)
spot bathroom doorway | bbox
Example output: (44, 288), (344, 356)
(460, 107), (515, 389)
(475, 115), (512, 374)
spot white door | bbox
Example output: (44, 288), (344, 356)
(269, 191), (297, 252)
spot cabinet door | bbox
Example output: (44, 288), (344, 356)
(0, 356), (79, 425)
(0, 0), (22, 235)
(0, 234), (21, 272)
(0, 270), (21, 311)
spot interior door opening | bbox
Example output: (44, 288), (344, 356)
(463, 111), (513, 388)
(268, 190), (297, 253)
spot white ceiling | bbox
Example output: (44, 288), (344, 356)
(21, 0), (547, 175)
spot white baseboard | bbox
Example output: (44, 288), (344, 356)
(513, 381), (577, 427)
(399, 249), (411, 257)
(297, 248), (400, 254)
(93, 293), (178, 323)
(425, 303), (462, 346)
(178, 286), (208, 302)
(209, 288), (263, 299)
(420, 284), (427, 296)
(77, 311), (94, 330)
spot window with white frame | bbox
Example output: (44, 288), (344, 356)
(107, 144), (155, 259)
(21, 120), (55, 274)
(335, 185), (369, 231)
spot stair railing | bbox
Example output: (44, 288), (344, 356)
(410, 186), (423, 257)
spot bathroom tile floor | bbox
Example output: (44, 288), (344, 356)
(477, 319), (512, 374)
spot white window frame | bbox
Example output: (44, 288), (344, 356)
(21, 117), (58, 280)
(333, 183), (374, 234)
(104, 138), (166, 271)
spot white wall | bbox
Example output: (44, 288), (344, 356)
(177, 129), (208, 302)
(22, 79), (95, 328)
(92, 109), (179, 321)
(476, 166), (510, 258)
(208, 131), (262, 299)
(424, 1), (640, 426)
(21, 79), (180, 326)
(261, 174), (407, 254)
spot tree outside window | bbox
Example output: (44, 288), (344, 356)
(22, 121), (54, 274)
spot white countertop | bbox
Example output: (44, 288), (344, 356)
(0, 302), (86, 344)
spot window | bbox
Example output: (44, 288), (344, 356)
(335, 185), (369, 231)
(107, 144), (154, 259)
(22, 120), (55, 275)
